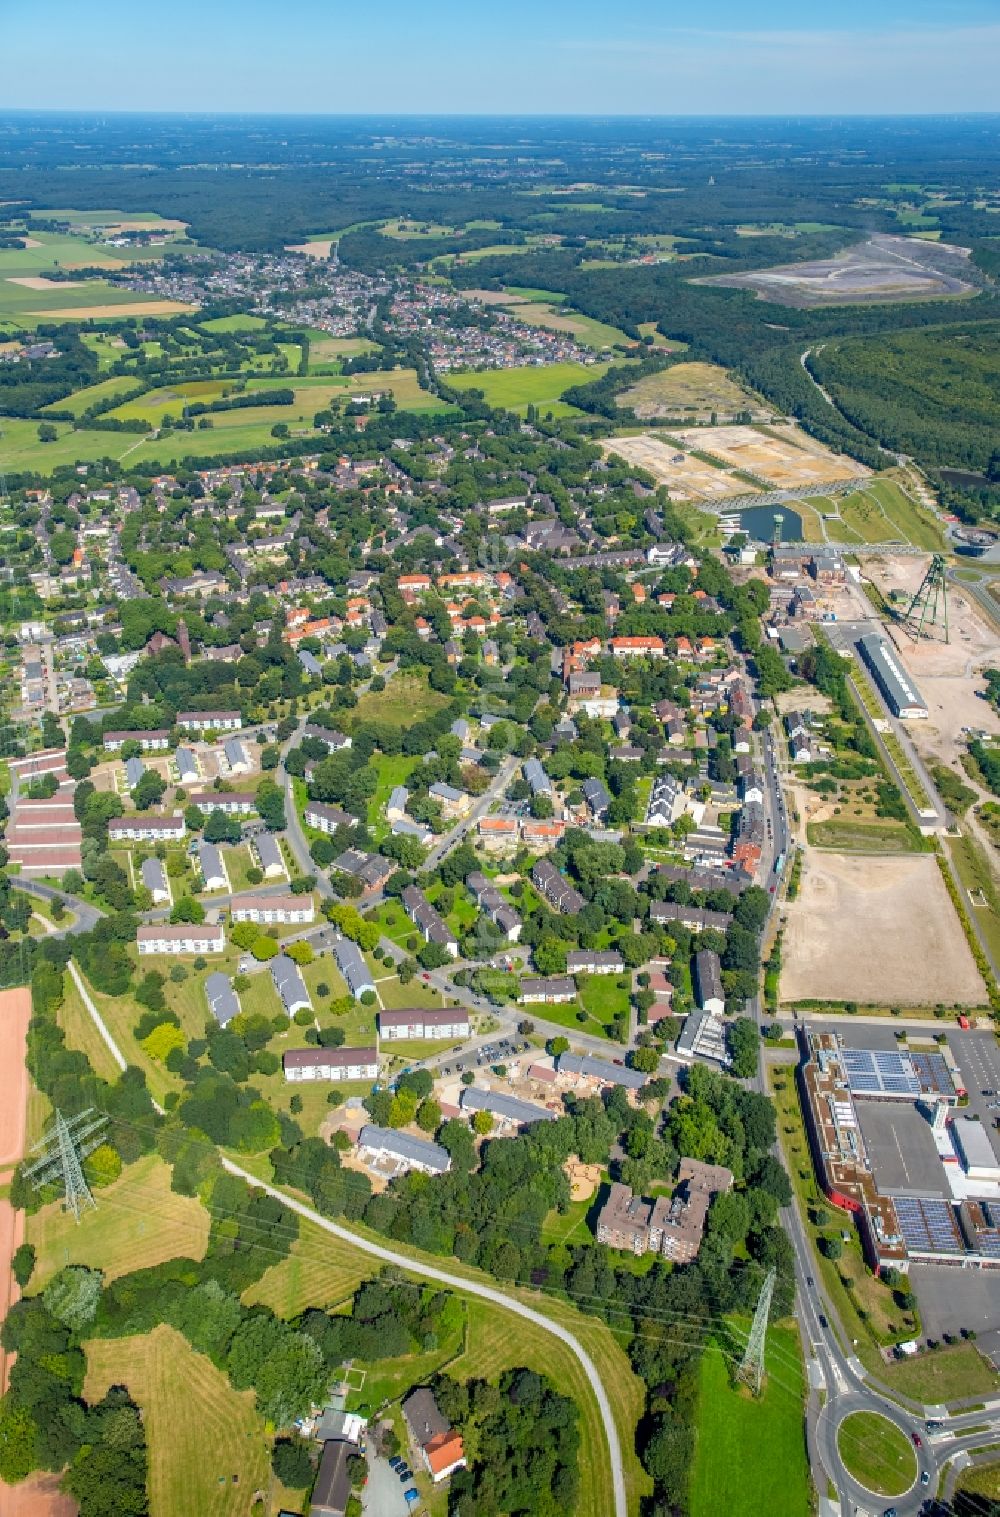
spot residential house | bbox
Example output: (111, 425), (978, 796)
(402, 1389), (467, 1484)
(532, 858), (585, 915)
(378, 1008), (472, 1040)
(283, 1046), (378, 1083)
(230, 893), (315, 926)
(401, 885), (459, 958)
(137, 923), (225, 956)
(204, 972), (240, 1029)
(357, 1126), (451, 1177)
(140, 857), (170, 905)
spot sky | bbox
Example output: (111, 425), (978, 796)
(5, 0), (1000, 114)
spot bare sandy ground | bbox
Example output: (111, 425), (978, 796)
(27, 300), (194, 320)
(7, 276), (86, 290)
(0, 1471), (77, 1516)
(673, 423), (864, 489)
(0, 987), (31, 1166)
(286, 238), (336, 259)
(601, 433), (746, 500)
(781, 853), (986, 1006)
(0, 986), (31, 1397)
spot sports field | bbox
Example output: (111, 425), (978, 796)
(690, 1331), (810, 1517)
(449, 360), (610, 412)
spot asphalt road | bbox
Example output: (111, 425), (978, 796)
(220, 1156), (628, 1517)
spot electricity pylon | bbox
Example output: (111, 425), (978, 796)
(736, 1267), (776, 1396)
(23, 1109), (109, 1223)
(902, 554), (949, 642)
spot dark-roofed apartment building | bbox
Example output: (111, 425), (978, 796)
(597, 1159), (732, 1263)
(694, 950), (725, 1016)
(467, 872), (522, 942)
(204, 972), (240, 1029)
(460, 1086), (557, 1128)
(556, 1052), (648, 1092)
(331, 935), (376, 1000)
(333, 847), (394, 896)
(378, 1008), (471, 1040)
(650, 900), (732, 933)
(271, 955), (311, 1016)
(566, 949), (623, 976)
(283, 1046), (378, 1083)
(357, 1126), (452, 1176)
(532, 858), (585, 915)
(519, 976), (575, 1004)
(177, 710), (242, 732)
(103, 729), (170, 752)
(304, 801), (354, 835)
(402, 885), (459, 959)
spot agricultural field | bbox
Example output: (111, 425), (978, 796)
(306, 332), (377, 370)
(83, 1326), (276, 1517)
(616, 361), (765, 421)
(448, 360), (611, 413)
(780, 851), (986, 1006)
(501, 300), (635, 351)
(27, 1154), (210, 1287)
(1, 367), (451, 475)
(41, 373), (143, 418)
(690, 1331), (810, 1517)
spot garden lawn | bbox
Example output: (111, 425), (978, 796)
(83, 1325), (273, 1517)
(448, 361), (611, 413)
(690, 1330), (810, 1517)
(28, 1154), (210, 1288)
(348, 672), (448, 729)
(527, 997), (611, 1040)
(837, 1411), (917, 1498)
(540, 1193), (598, 1247)
(577, 974), (632, 1025)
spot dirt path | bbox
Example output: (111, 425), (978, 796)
(0, 986), (32, 1396)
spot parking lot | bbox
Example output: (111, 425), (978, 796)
(908, 1265), (1000, 1361)
(954, 1031), (1000, 1132)
(362, 1454), (411, 1517)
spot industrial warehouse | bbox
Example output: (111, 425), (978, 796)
(856, 632), (929, 719)
(798, 1031), (1000, 1273)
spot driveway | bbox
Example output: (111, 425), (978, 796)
(362, 1455), (410, 1517)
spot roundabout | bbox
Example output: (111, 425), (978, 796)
(837, 1410), (919, 1499)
